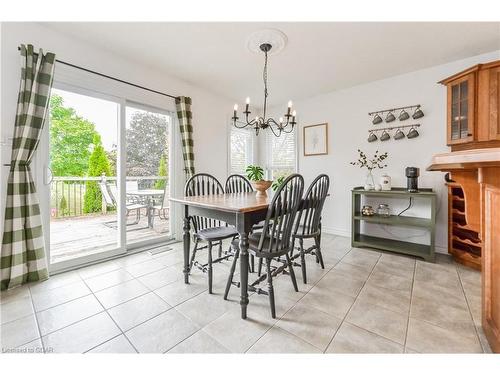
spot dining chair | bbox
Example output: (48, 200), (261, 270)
(224, 174), (253, 193)
(224, 174), (304, 318)
(292, 174), (330, 283)
(185, 173), (238, 294)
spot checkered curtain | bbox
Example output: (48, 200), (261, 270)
(1, 45), (56, 290)
(175, 96), (195, 179)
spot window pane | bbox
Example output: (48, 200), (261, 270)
(230, 128), (253, 174)
(266, 129), (296, 178)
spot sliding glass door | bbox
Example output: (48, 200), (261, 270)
(125, 103), (173, 248)
(37, 84), (175, 272)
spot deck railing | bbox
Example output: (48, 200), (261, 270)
(51, 175), (167, 219)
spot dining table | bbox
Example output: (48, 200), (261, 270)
(170, 191), (272, 319)
(127, 189), (164, 228)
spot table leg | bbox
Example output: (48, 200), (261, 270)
(183, 206), (191, 284)
(237, 213), (250, 319)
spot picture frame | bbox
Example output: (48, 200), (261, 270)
(303, 123), (328, 156)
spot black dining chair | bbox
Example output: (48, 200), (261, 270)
(224, 174), (304, 318)
(224, 174), (253, 193)
(292, 174), (330, 283)
(185, 173), (238, 294)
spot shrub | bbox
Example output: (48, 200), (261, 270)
(83, 134), (112, 213)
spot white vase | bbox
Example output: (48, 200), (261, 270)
(364, 170), (375, 190)
(380, 174), (392, 191)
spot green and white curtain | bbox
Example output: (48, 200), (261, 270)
(175, 96), (195, 179)
(1, 45), (56, 290)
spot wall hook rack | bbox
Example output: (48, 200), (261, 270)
(368, 104), (421, 116)
(367, 123), (421, 133)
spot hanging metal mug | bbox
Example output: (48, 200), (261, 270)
(380, 130), (391, 141)
(394, 128), (406, 140)
(407, 126), (420, 139)
(385, 111), (396, 123)
(372, 113), (383, 125)
(398, 109), (410, 121)
(368, 132), (378, 142)
(412, 107), (424, 119)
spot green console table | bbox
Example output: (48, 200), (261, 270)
(351, 187), (437, 262)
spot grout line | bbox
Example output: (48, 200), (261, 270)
(456, 265), (486, 353)
(245, 240), (354, 353)
(320, 248), (382, 353)
(402, 258), (417, 351)
(79, 277), (139, 353)
(27, 287), (45, 352)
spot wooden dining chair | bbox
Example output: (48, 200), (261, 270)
(292, 174), (330, 283)
(185, 173), (238, 294)
(224, 174), (304, 318)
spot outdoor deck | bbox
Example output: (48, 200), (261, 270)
(49, 210), (169, 264)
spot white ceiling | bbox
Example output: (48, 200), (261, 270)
(42, 22), (500, 107)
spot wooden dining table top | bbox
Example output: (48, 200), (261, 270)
(170, 192), (271, 213)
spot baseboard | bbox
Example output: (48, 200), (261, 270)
(321, 226), (350, 238)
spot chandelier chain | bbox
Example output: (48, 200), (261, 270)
(263, 50), (268, 120)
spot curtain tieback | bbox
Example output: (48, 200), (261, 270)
(9, 161), (30, 171)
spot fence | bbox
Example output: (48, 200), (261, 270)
(51, 175), (167, 219)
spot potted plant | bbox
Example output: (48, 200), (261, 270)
(246, 165), (272, 197)
(350, 149), (388, 190)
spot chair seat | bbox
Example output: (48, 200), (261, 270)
(293, 225), (320, 239)
(152, 205), (168, 211)
(196, 226), (238, 241)
(232, 232), (289, 258)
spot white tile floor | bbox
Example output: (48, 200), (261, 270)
(0, 234), (491, 354)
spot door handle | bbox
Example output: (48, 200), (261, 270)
(44, 166), (53, 185)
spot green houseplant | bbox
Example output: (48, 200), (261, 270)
(245, 165), (272, 197)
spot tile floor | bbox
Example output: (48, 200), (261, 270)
(0, 234), (491, 354)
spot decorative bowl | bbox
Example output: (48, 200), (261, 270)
(251, 180), (273, 197)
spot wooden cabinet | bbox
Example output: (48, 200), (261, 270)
(440, 60), (500, 150)
(446, 172), (482, 270)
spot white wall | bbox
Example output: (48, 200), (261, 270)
(270, 49), (500, 252)
(0, 22), (234, 237)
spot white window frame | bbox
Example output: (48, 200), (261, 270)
(227, 123), (257, 176)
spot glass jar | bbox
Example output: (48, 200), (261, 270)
(377, 204), (391, 217)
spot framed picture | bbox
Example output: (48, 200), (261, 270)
(303, 123), (328, 156)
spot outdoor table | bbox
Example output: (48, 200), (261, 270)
(127, 189), (164, 228)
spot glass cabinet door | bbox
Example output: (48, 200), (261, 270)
(448, 74), (474, 145)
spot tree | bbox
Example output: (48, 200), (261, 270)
(83, 134), (112, 213)
(154, 154), (168, 190)
(49, 94), (99, 177)
(126, 111), (169, 177)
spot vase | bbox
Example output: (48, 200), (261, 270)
(251, 180), (272, 197)
(364, 170), (375, 190)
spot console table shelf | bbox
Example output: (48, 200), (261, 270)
(351, 187), (437, 262)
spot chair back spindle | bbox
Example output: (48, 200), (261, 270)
(185, 173), (225, 232)
(295, 174), (330, 237)
(225, 174), (253, 193)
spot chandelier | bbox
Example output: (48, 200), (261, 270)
(232, 42), (296, 137)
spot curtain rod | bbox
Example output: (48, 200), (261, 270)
(18, 46), (179, 100)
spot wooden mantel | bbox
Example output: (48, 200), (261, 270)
(427, 148), (500, 353)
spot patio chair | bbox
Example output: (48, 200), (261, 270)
(151, 183), (169, 220)
(101, 183), (147, 225)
